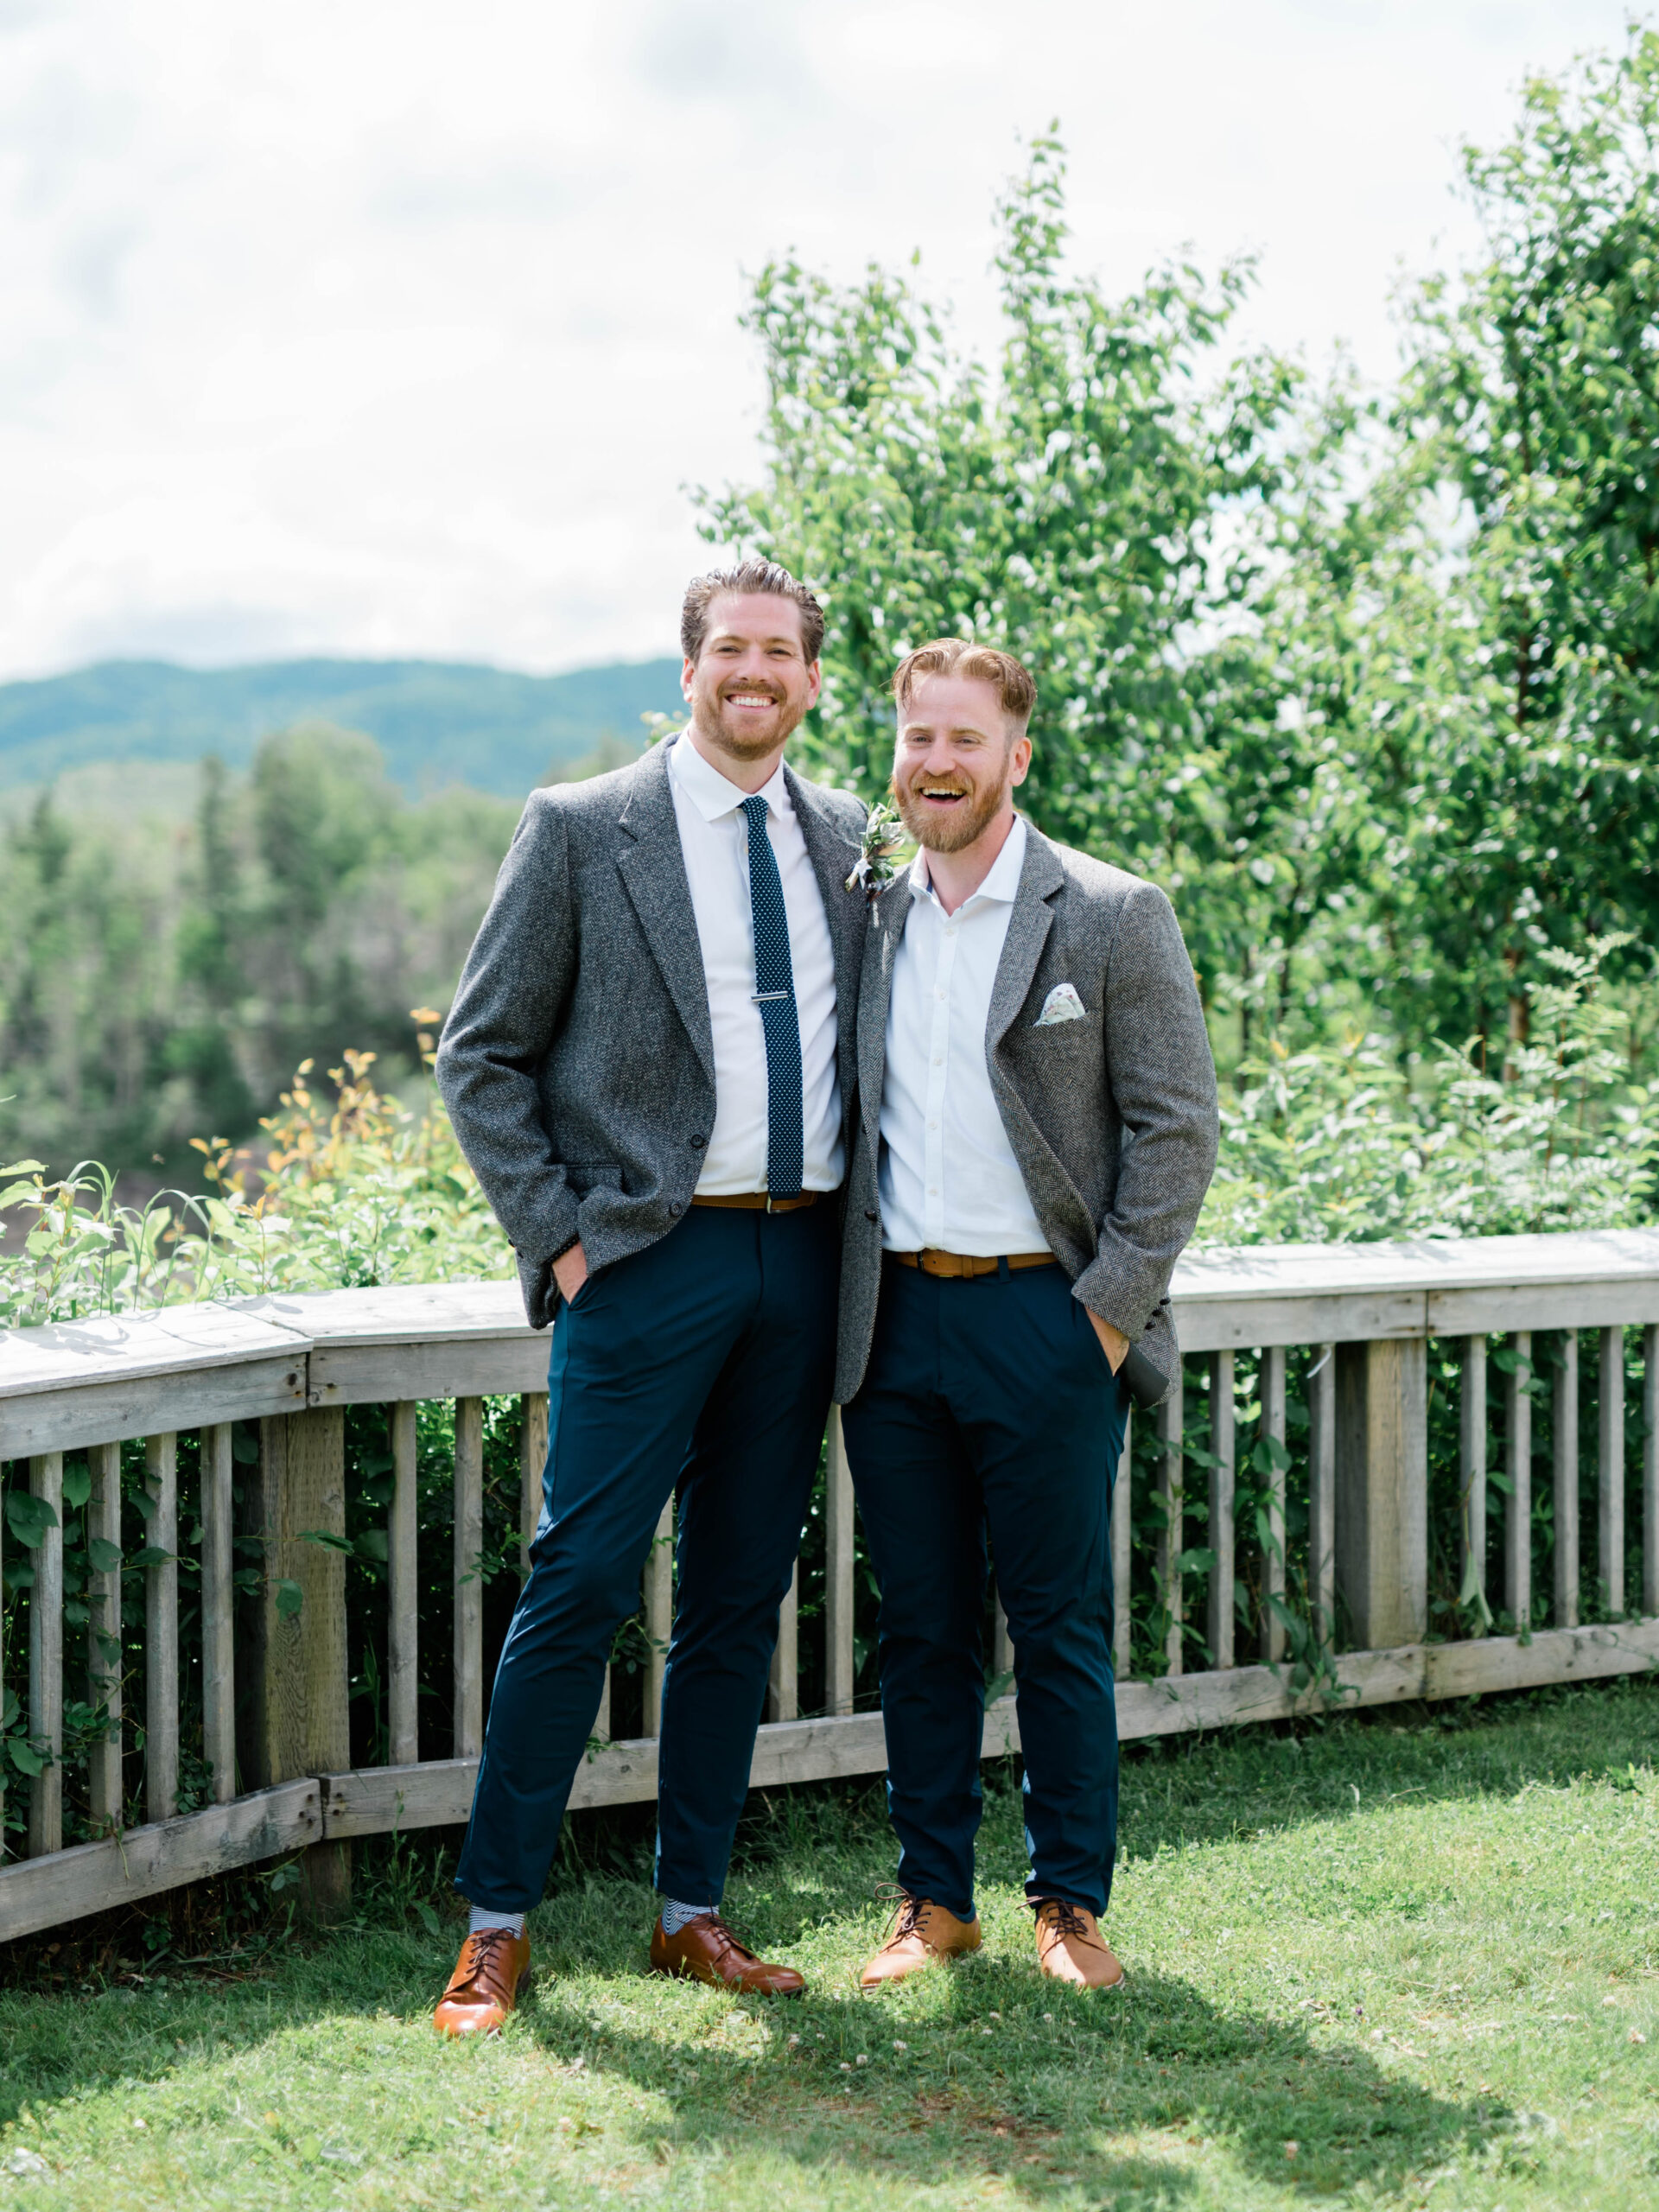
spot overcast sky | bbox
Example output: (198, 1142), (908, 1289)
(0, 0), (1642, 682)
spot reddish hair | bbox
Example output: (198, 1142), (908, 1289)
(892, 638), (1036, 728)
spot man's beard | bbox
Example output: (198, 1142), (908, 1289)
(702, 684), (804, 759)
(893, 770), (1009, 854)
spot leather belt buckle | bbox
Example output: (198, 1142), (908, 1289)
(889, 1248), (1057, 1279)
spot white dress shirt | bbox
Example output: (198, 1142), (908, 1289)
(879, 814), (1051, 1256)
(666, 732), (842, 1195)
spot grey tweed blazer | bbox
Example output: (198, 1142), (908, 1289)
(437, 735), (868, 1329)
(837, 820), (1218, 1403)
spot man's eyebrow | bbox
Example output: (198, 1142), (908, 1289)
(899, 721), (992, 740)
(709, 632), (803, 651)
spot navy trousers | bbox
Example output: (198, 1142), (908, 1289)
(842, 1257), (1127, 1922)
(455, 1201), (837, 1912)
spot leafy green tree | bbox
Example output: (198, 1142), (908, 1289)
(1359, 24), (1659, 1047)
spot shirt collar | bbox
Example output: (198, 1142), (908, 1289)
(670, 731), (790, 823)
(910, 813), (1028, 912)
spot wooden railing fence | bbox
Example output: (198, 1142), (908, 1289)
(3, 1233), (1659, 1942)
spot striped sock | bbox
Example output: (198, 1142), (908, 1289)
(467, 1906), (525, 1939)
(659, 1899), (714, 1936)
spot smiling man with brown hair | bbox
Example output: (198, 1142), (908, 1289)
(836, 636), (1217, 1992)
(431, 562), (867, 2030)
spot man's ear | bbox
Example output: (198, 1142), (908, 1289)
(680, 655), (697, 704)
(1009, 732), (1033, 787)
(804, 658), (823, 711)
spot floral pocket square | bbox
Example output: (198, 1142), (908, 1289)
(1034, 982), (1088, 1027)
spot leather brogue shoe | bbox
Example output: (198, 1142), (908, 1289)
(649, 1911), (805, 1995)
(860, 1891), (982, 1987)
(1033, 1898), (1125, 1990)
(432, 1925), (533, 2037)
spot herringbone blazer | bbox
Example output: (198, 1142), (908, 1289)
(837, 820), (1218, 1403)
(437, 735), (868, 1329)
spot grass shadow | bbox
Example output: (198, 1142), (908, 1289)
(518, 1954), (1499, 2204)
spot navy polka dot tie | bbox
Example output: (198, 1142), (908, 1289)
(741, 794), (804, 1198)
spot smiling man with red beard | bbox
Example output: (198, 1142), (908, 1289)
(836, 638), (1217, 1993)
(432, 563), (867, 2030)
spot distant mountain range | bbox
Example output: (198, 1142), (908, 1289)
(0, 655), (686, 799)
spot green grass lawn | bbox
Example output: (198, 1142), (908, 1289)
(2, 1681), (1656, 2209)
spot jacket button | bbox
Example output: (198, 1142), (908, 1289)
(689, 1134), (706, 1148)
(669, 1201), (684, 1217)
(865, 1208), (879, 1223)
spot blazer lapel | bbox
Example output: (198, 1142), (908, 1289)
(787, 766), (867, 1092)
(987, 823), (1065, 1050)
(860, 872), (913, 1159)
(615, 740), (716, 1086)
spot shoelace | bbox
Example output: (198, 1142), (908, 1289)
(454, 1925), (519, 1991)
(1034, 1898), (1095, 1944)
(874, 1885), (928, 1945)
(681, 1912), (760, 1967)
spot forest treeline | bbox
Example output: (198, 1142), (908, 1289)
(1, 733), (523, 1175)
(5, 28), (1659, 1185)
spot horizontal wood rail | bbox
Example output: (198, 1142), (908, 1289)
(5, 1230), (1659, 1942)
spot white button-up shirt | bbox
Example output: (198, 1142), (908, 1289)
(879, 814), (1050, 1256)
(666, 732), (842, 1195)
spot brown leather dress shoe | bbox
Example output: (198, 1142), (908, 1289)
(1033, 1898), (1125, 1990)
(432, 1926), (533, 2037)
(649, 1912), (805, 1995)
(860, 1891), (982, 1987)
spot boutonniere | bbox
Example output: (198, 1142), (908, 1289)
(844, 801), (908, 901)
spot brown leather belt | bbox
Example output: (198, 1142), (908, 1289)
(890, 1249), (1056, 1279)
(692, 1192), (821, 1213)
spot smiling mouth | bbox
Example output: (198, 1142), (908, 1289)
(724, 690), (782, 709)
(916, 785), (968, 802)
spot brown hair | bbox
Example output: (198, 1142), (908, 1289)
(680, 561), (825, 664)
(892, 638), (1037, 729)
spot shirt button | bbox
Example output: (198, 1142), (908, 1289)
(932, 1058), (943, 1067)
(927, 1120), (938, 1130)
(928, 1186), (939, 1196)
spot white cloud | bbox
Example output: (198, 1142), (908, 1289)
(0, 0), (1641, 679)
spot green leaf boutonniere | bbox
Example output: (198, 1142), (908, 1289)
(845, 801), (909, 900)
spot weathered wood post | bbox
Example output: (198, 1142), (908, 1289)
(824, 1409), (855, 1718)
(1307, 1345), (1337, 1643)
(1260, 1345), (1287, 1662)
(643, 1496), (673, 1735)
(1155, 1367), (1184, 1675)
(1459, 1336), (1487, 1611)
(387, 1402), (419, 1766)
(767, 1564), (799, 1721)
(1207, 1351), (1235, 1672)
(200, 1424), (236, 1804)
(518, 1393), (548, 1577)
(1112, 1410), (1133, 1678)
(1504, 1332), (1533, 1630)
(452, 1398), (484, 1760)
(248, 1408), (352, 1920)
(1334, 1338), (1427, 1649)
(144, 1433), (179, 1823)
(86, 1440), (123, 1832)
(27, 1452), (63, 1858)
(1599, 1325), (1625, 1616)
(1554, 1333), (1579, 1630)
